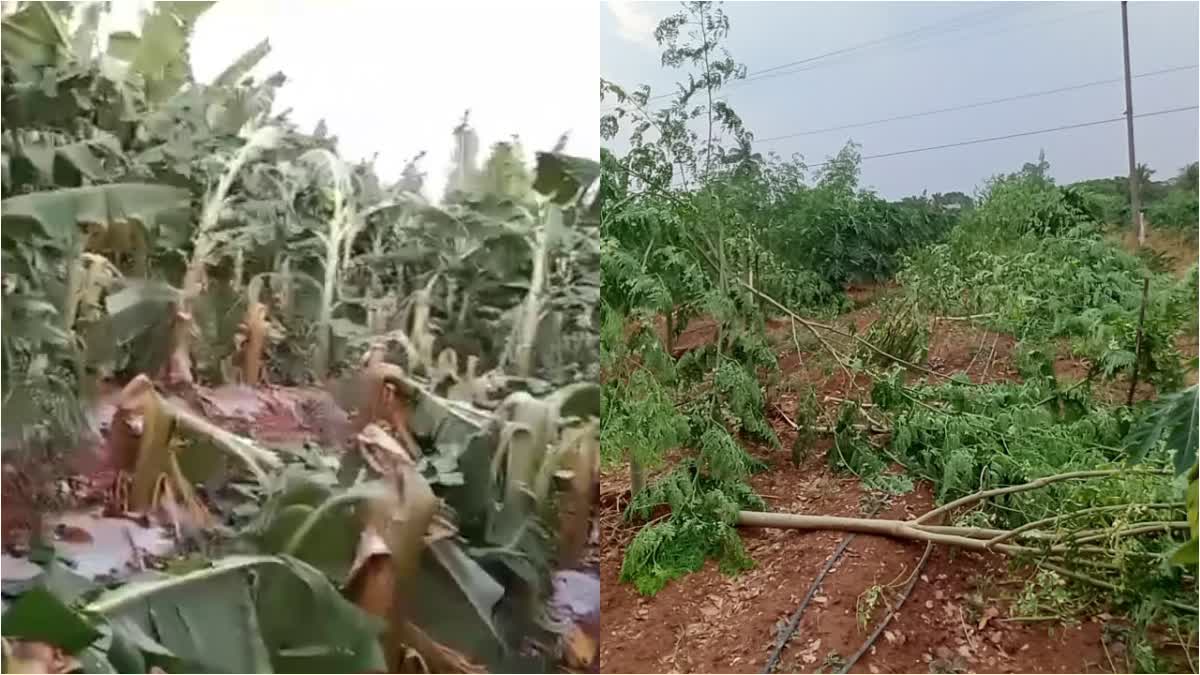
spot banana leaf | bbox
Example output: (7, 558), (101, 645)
(1, 2), (72, 66)
(1, 555), (386, 673)
(1, 184), (191, 245)
(532, 152), (600, 206)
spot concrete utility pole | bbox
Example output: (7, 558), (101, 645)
(1121, 1), (1150, 406)
(1121, 1), (1145, 244)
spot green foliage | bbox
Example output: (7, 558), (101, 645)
(604, 12), (1198, 629)
(1171, 463), (1197, 566)
(1, 0), (602, 441)
(712, 357), (779, 448)
(601, 363), (690, 467)
(872, 375), (1195, 615)
(620, 464), (762, 595)
(860, 296), (929, 368)
(1, 555), (387, 673)
(899, 174), (1196, 387)
(864, 471), (914, 496)
(1125, 385), (1199, 566)
(1145, 188), (1199, 235)
(962, 173), (1101, 243)
(1125, 384), (1198, 475)
(758, 147), (955, 289)
(2, 4), (601, 672)
(601, 2), (795, 596)
(1069, 161), (1199, 237)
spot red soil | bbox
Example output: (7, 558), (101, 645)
(600, 440), (1121, 674)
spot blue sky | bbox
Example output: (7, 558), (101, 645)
(601, 1), (1200, 199)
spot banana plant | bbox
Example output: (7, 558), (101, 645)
(1, 183), (190, 440)
(0, 554), (387, 673)
(508, 151), (601, 379)
(292, 149), (413, 379)
(286, 364), (599, 670)
(294, 149), (357, 380)
(165, 125), (282, 384)
(3, 2), (215, 102)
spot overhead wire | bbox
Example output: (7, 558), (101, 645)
(800, 105), (1200, 170)
(601, 4), (1196, 181)
(743, 3), (1111, 90)
(736, 4), (1020, 81)
(601, 3), (1038, 111)
(754, 64), (1199, 144)
(602, 3), (1114, 115)
(724, 4), (1047, 91)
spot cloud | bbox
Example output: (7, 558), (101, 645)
(606, 1), (658, 50)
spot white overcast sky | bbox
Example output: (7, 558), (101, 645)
(104, 0), (600, 199)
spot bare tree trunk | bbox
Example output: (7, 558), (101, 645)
(664, 310), (674, 356)
(630, 454), (645, 500)
(1125, 275), (1151, 406)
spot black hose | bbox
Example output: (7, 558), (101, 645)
(836, 542), (934, 675)
(761, 500), (885, 674)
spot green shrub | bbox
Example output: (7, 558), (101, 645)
(1146, 189), (1199, 235)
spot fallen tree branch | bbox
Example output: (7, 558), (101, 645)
(985, 502), (1184, 547)
(736, 512), (1144, 559)
(1037, 561), (1196, 614)
(824, 396), (876, 408)
(737, 468), (1194, 614)
(790, 422), (889, 435)
(1066, 521), (1190, 545)
(741, 280), (982, 386)
(913, 469), (1155, 525)
(937, 313), (998, 322)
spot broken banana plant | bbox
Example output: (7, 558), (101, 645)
(327, 361), (600, 670)
(112, 375), (281, 519)
(343, 462), (482, 673)
(166, 125), (282, 385)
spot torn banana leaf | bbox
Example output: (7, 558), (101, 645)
(1, 555), (386, 673)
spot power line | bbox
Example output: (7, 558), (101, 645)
(739, 5), (1110, 92)
(725, 4), (1051, 90)
(755, 64), (1199, 144)
(800, 105), (1200, 169)
(739, 4), (1012, 81)
(919, 4), (1110, 52)
(602, 4), (1033, 111)
(602, 3), (1105, 113)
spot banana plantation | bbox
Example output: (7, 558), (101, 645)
(0, 2), (600, 673)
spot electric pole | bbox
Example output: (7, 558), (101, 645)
(1121, 1), (1150, 406)
(1121, 1), (1144, 244)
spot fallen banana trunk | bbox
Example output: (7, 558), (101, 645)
(113, 375), (281, 515)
